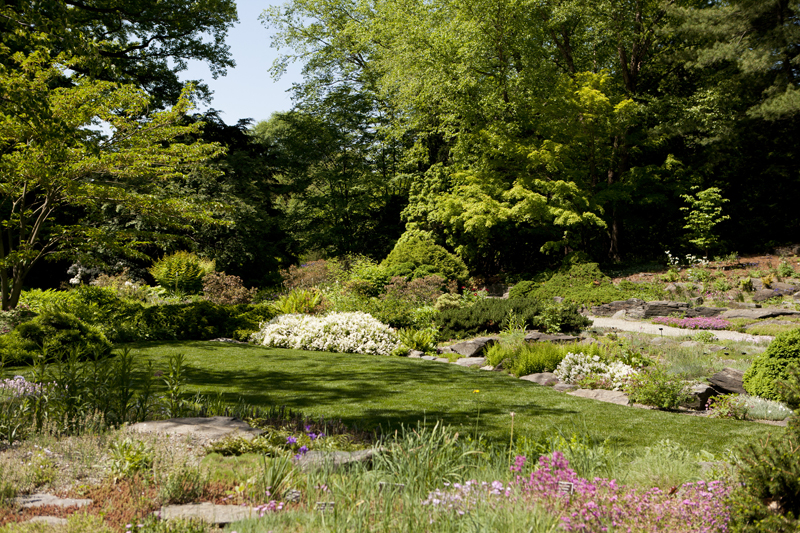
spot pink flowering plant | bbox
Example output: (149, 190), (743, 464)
(424, 452), (732, 532)
(652, 316), (731, 330)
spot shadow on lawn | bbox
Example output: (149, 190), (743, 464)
(138, 341), (578, 433)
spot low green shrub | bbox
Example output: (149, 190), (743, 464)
(434, 298), (589, 339)
(0, 310), (112, 364)
(738, 277), (755, 292)
(624, 366), (692, 410)
(706, 394), (748, 419)
(778, 260), (795, 279)
(396, 327), (438, 354)
(743, 328), (800, 400)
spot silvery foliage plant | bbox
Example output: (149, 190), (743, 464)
(253, 311), (401, 356)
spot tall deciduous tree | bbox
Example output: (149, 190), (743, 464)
(0, 46), (224, 309)
(0, 0), (238, 106)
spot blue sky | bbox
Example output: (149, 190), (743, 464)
(180, 0), (304, 126)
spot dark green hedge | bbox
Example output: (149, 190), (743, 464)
(434, 298), (590, 339)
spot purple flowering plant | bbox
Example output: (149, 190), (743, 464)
(652, 316), (731, 330)
(425, 452), (732, 532)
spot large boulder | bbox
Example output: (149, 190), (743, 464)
(440, 336), (498, 357)
(752, 289), (782, 303)
(722, 308), (800, 320)
(684, 383), (721, 410)
(708, 368), (746, 395)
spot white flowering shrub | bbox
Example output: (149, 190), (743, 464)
(252, 312), (402, 356)
(555, 352), (637, 391)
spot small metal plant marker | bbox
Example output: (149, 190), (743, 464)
(378, 482), (406, 494)
(558, 481), (575, 495)
(315, 502), (335, 512)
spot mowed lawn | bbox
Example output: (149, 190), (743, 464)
(99, 341), (781, 455)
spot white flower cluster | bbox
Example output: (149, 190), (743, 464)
(252, 311), (401, 356)
(664, 250), (708, 268)
(554, 352), (638, 391)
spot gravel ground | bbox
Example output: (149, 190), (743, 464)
(587, 316), (774, 344)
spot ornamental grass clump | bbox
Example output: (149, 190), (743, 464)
(652, 316), (731, 330)
(253, 311), (401, 356)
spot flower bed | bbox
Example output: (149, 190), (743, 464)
(425, 452), (732, 532)
(252, 311), (402, 356)
(652, 316), (731, 330)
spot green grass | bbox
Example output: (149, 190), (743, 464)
(37, 341), (776, 457)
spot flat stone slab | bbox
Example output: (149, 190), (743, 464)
(553, 383), (579, 392)
(157, 502), (257, 525)
(294, 449), (377, 473)
(26, 516), (69, 525)
(568, 389), (629, 405)
(15, 493), (92, 508)
(520, 372), (559, 386)
(721, 308), (800, 319)
(455, 357), (486, 367)
(128, 416), (262, 442)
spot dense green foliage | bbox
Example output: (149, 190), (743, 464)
(509, 263), (665, 305)
(434, 298), (589, 340)
(743, 329), (800, 401)
(262, 0), (800, 276)
(0, 310), (112, 364)
(382, 233), (469, 284)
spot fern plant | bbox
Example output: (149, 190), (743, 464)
(149, 251), (214, 295)
(270, 288), (323, 315)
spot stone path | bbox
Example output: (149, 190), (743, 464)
(588, 316), (774, 344)
(15, 493), (92, 509)
(157, 502), (258, 525)
(127, 416), (263, 443)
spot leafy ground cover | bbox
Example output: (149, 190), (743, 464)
(35, 341), (772, 456)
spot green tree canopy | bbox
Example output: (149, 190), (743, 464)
(0, 45), (224, 308)
(1, 0), (238, 106)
